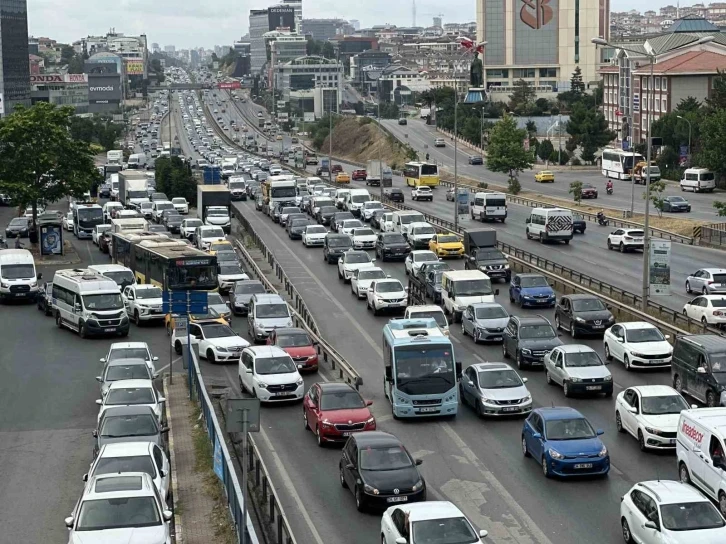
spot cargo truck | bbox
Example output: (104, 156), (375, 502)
(197, 185), (232, 228)
(462, 228), (510, 282)
(203, 165), (222, 184)
(107, 150), (123, 164)
(366, 160), (393, 187)
(118, 171), (150, 209)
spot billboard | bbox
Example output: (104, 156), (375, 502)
(268, 5), (296, 31)
(513, 0), (559, 65)
(218, 81), (241, 90)
(31, 74), (89, 84)
(88, 74), (122, 102)
(649, 240), (671, 296)
(125, 57), (144, 75)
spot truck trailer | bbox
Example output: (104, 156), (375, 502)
(463, 228), (510, 282)
(197, 185), (231, 224)
(118, 171), (149, 209)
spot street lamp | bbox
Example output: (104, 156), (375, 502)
(677, 114), (692, 166)
(592, 34), (713, 311)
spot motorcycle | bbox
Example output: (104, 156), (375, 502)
(597, 214), (609, 227)
(606, 186), (613, 195)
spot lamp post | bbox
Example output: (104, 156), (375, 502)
(377, 72), (384, 201)
(593, 34), (713, 311)
(677, 114), (692, 166)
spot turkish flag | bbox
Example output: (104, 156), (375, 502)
(457, 37), (474, 50)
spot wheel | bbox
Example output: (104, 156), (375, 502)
(719, 492), (726, 519)
(461, 322), (467, 336)
(134, 310), (140, 325)
(674, 374), (683, 393)
(541, 457), (551, 478)
(545, 371), (553, 385)
(623, 354), (631, 371)
(707, 390), (717, 407)
(516, 351), (526, 370)
(316, 426), (324, 447)
(366, 299), (372, 311)
(621, 518), (634, 544)
(355, 486), (365, 512)
(604, 343), (613, 361)
(55, 312), (63, 328)
(563, 381), (572, 398)
(175, 340), (182, 355)
(337, 268), (343, 279)
(509, 291), (515, 303)
(607, 241), (612, 250)
(615, 412), (624, 433)
(703, 287), (709, 295)
(475, 400), (484, 418)
(474, 329), (481, 344)
(522, 436), (530, 457)
(339, 466), (348, 488)
(679, 462), (691, 484)
(619, 243), (625, 253)
(207, 350), (216, 364)
(702, 316), (709, 326)
(686, 281), (691, 293)
(638, 430), (647, 452)
(539, 233), (544, 244)
(502, 342), (509, 359)
(79, 321), (87, 339)
(525, 229), (531, 240)
(372, 303), (379, 316)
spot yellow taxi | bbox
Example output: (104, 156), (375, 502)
(276, 134), (283, 141)
(429, 233), (465, 258)
(165, 310), (228, 336)
(208, 240), (233, 255)
(335, 172), (351, 184)
(534, 170), (555, 183)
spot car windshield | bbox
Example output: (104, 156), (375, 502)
(359, 269), (387, 281)
(351, 195), (369, 203)
(519, 324), (556, 339)
(474, 306), (508, 319)
(413, 252), (437, 263)
(108, 348), (149, 362)
(377, 281), (403, 293)
(201, 324), (235, 338)
(343, 221), (363, 229)
(93, 455), (156, 479)
(711, 354), (726, 373)
(0, 264), (34, 279)
(520, 276), (549, 288)
(437, 235), (459, 243)
(354, 229), (374, 237)
(660, 501), (726, 531)
(172, 198), (186, 204)
(641, 394), (690, 415)
(545, 417), (596, 440)
(136, 288), (162, 300)
(410, 310), (447, 328)
(669, 197), (686, 203)
(202, 228), (225, 238)
(256, 356), (296, 374)
(383, 234), (407, 244)
(395, 345), (455, 394)
(625, 327), (665, 343)
(220, 265), (244, 276)
(328, 237), (351, 248)
(346, 253), (371, 264)
(320, 390), (365, 410)
(359, 445), (412, 471)
(572, 298), (607, 312)
(365, 202), (383, 209)
(106, 365), (152, 382)
(412, 518), (479, 544)
(106, 388), (155, 406)
(100, 414), (158, 438)
(478, 369), (523, 389)
(76, 497), (161, 530)
(257, 303), (289, 318)
(455, 279), (493, 296)
(282, 207), (300, 214)
(185, 220), (203, 227)
(306, 226), (326, 234)
(83, 293), (124, 311)
(276, 332), (311, 348)
(400, 214), (425, 224)
(216, 252), (237, 262)
(415, 226), (436, 235)
(102, 270), (135, 287)
(564, 351), (603, 367)
(9, 218), (27, 226)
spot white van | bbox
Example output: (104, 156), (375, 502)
(470, 192), (507, 223)
(525, 207), (573, 244)
(392, 210), (427, 237)
(680, 168), (716, 193)
(404, 305), (449, 335)
(345, 189), (371, 216)
(51, 268), (130, 337)
(87, 264), (136, 290)
(0, 249), (41, 301)
(676, 408), (726, 508)
(441, 270), (497, 322)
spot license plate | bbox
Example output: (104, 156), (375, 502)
(419, 407), (437, 413)
(387, 496), (408, 503)
(491, 336), (502, 341)
(342, 432), (351, 436)
(586, 386), (602, 390)
(649, 359), (663, 364)
(634, 238), (643, 242)
(297, 364), (304, 369)
(14, 293), (26, 297)
(272, 392), (287, 397)
(502, 407), (519, 412)
(574, 463), (593, 469)
(104, 328), (116, 332)
(592, 325), (604, 329)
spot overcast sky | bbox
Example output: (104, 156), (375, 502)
(28, 0), (678, 49)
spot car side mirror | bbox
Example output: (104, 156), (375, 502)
(153, 356), (159, 361)
(555, 361), (562, 368)
(65, 516), (75, 528)
(95, 376), (103, 383)
(627, 406), (638, 414)
(396, 538), (407, 544)
(346, 463), (355, 470)
(74, 303), (82, 312)
(525, 218), (531, 224)
(522, 377), (528, 383)
(532, 432), (542, 440)
(82, 473), (88, 482)
(163, 510), (173, 522)
(697, 367), (707, 374)
(596, 429), (604, 436)
(160, 469), (167, 478)
(466, 379), (474, 387)
(385, 366), (392, 380)
(415, 459), (423, 466)
(92, 430), (98, 437)
(455, 361), (462, 377)
(246, 367), (252, 373)
(665, 334), (671, 340)
(617, 337), (624, 343)
(37, 272), (42, 280)
(479, 529), (489, 538)
(643, 521), (658, 531)
(158, 397), (166, 403)
(161, 426), (170, 433)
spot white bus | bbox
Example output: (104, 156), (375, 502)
(601, 148), (644, 180)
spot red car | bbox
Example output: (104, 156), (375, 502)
(352, 169), (367, 181)
(581, 184), (598, 199)
(331, 164), (343, 174)
(303, 382), (375, 446)
(267, 328), (319, 371)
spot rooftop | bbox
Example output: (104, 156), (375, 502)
(634, 50), (726, 74)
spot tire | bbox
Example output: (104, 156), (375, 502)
(607, 241), (612, 250)
(703, 287), (709, 295)
(79, 321), (87, 339)
(674, 374), (683, 393)
(207, 350), (216, 364)
(539, 233), (544, 244)
(686, 281), (692, 294)
(623, 354), (631, 371)
(545, 370), (553, 385)
(55, 311), (63, 328)
(373, 304), (379, 316)
(355, 486), (365, 512)
(604, 343), (613, 361)
(541, 457), (551, 478)
(615, 412), (624, 433)
(570, 322), (577, 339)
(638, 430), (647, 452)
(338, 268), (343, 279)
(461, 322), (467, 336)
(516, 351), (526, 370)
(554, 316), (560, 330)
(563, 381), (572, 398)
(619, 243), (625, 253)
(316, 426), (324, 447)
(702, 316), (708, 326)
(502, 342), (509, 359)
(475, 400), (484, 418)
(719, 492), (726, 519)
(707, 390), (717, 407)
(340, 466), (348, 488)
(175, 341), (182, 355)
(621, 518), (634, 544)
(134, 310), (140, 325)
(679, 462), (691, 484)
(522, 436), (530, 457)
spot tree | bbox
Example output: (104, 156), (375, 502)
(486, 114), (534, 182)
(706, 70), (726, 111)
(714, 201), (726, 216)
(535, 97), (551, 111)
(569, 181), (583, 205)
(508, 176), (522, 195)
(508, 79), (535, 114)
(0, 103), (98, 224)
(67, 54), (84, 74)
(321, 41), (335, 59)
(570, 66), (585, 94)
(698, 108), (726, 177)
(537, 139), (554, 162)
(677, 96), (702, 112)
(643, 179), (666, 217)
(565, 102), (615, 160)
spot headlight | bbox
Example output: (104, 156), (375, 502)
(575, 317), (585, 323)
(548, 448), (564, 460)
(321, 419), (333, 427)
(630, 351), (645, 358)
(412, 480), (424, 492)
(520, 348), (532, 355)
(366, 416), (375, 424)
(364, 484), (380, 495)
(644, 427), (662, 436)
(604, 375), (612, 381)
(522, 295), (532, 299)
(599, 445), (608, 457)
(522, 395), (532, 403)
(480, 396), (494, 404)
(396, 396), (409, 404)
(296, 378), (303, 386)
(569, 377), (582, 382)
(257, 382), (267, 389)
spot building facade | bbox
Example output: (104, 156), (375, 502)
(275, 55), (343, 102)
(281, 0), (303, 35)
(476, 0), (609, 91)
(302, 19), (348, 40)
(0, 0), (32, 116)
(350, 50), (392, 86)
(250, 9), (270, 73)
(30, 74), (89, 113)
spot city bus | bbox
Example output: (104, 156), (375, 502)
(403, 162), (440, 187)
(601, 147), (645, 180)
(382, 318), (460, 418)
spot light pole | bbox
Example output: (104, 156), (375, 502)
(677, 114), (692, 166)
(377, 72), (383, 201)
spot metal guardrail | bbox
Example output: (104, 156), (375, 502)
(187, 347), (261, 544)
(700, 223), (726, 247)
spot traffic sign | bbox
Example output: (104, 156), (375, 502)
(162, 291), (209, 315)
(174, 316), (189, 331)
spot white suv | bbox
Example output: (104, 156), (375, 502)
(122, 284), (165, 324)
(238, 346), (304, 402)
(351, 267), (387, 299)
(411, 186), (433, 201)
(337, 250), (376, 282)
(188, 321), (250, 363)
(606, 228), (645, 253)
(366, 278), (408, 315)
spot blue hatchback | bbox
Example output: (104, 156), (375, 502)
(521, 407), (609, 478)
(509, 273), (556, 308)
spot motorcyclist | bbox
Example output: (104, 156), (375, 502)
(425, 153), (430, 161)
(606, 180), (613, 193)
(597, 209), (609, 226)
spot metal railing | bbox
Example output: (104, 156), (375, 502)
(700, 223), (726, 247)
(187, 347), (261, 544)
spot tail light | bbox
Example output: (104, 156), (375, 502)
(714, 311), (724, 317)
(708, 281), (714, 285)
(624, 236), (633, 241)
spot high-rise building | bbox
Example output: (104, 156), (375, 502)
(0, 0), (32, 116)
(476, 0), (609, 91)
(281, 0), (303, 34)
(433, 17), (442, 28)
(302, 19), (348, 41)
(164, 45), (175, 54)
(151, 42), (160, 53)
(250, 9), (270, 73)
(350, 19), (360, 30)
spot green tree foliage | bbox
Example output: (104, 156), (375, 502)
(508, 176), (522, 195)
(714, 201), (726, 216)
(60, 44), (75, 64)
(0, 103), (98, 223)
(486, 114), (534, 181)
(154, 157), (196, 205)
(69, 116), (124, 151)
(306, 38), (335, 59)
(642, 179), (666, 217)
(569, 180), (583, 204)
(379, 102), (400, 119)
(535, 98), (551, 111)
(565, 102), (615, 163)
(538, 139), (554, 161)
(508, 79), (536, 114)
(698, 108), (726, 177)
(570, 66), (585, 94)
(707, 70), (726, 111)
(150, 59), (165, 83)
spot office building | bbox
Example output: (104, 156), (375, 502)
(332, 36), (378, 60)
(234, 41), (251, 55)
(30, 74), (89, 113)
(476, 0), (609, 91)
(250, 9), (270, 73)
(275, 55), (343, 102)
(302, 18), (348, 40)
(282, 0), (303, 33)
(0, 0), (32, 116)
(164, 45), (175, 53)
(28, 36), (38, 55)
(350, 19), (361, 31)
(350, 50), (391, 89)
(433, 16), (442, 28)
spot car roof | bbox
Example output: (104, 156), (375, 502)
(564, 293), (599, 300)
(408, 304), (444, 313)
(630, 385), (679, 397)
(516, 273), (545, 279)
(245, 345), (289, 357)
(558, 344), (597, 354)
(678, 334), (726, 351)
(99, 441), (153, 457)
(110, 342), (150, 350)
(634, 481), (710, 504)
(536, 406), (584, 420)
(107, 379), (155, 390)
(319, 382), (357, 393)
(352, 430), (401, 447)
(106, 357), (149, 367)
(274, 327), (307, 336)
(393, 501), (466, 522)
(619, 321), (657, 329)
(699, 268), (726, 273)
(134, 284), (160, 290)
(252, 293), (285, 303)
(85, 472), (156, 500)
(472, 362), (512, 372)
(514, 315), (551, 325)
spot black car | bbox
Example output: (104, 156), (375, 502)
(662, 195), (692, 213)
(98, 184), (111, 198)
(468, 156), (484, 165)
(151, 192), (169, 202)
(323, 233), (353, 263)
(332, 212), (355, 232)
(464, 247), (511, 282)
(5, 217), (29, 238)
(36, 281), (53, 316)
(502, 315), (563, 369)
(384, 188), (404, 203)
(147, 224), (168, 233)
(316, 206), (338, 226)
(398, 118), (407, 125)
(370, 209), (387, 230)
(229, 280), (266, 316)
(426, 270), (444, 302)
(93, 405), (168, 458)
(572, 213), (586, 234)
(415, 261), (451, 285)
(375, 232), (411, 261)
(339, 431), (425, 512)
(554, 294), (614, 338)
(162, 209), (183, 233)
(288, 217), (314, 239)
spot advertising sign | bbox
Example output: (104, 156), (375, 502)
(268, 5), (296, 31)
(87, 74), (122, 101)
(218, 81), (241, 90)
(514, 0), (559, 64)
(40, 225), (63, 255)
(457, 190), (469, 216)
(213, 436), (224, 481)
(679, 145), (689, 167)
(633, 94), (640, 112)
(31, 74), (89, 84)
(125, 58), (144, 75)
(278, 112), (289, 122)
(277, 100), (286, 109)
(649, 240), (671, 296)
(304, 112), (315, 122)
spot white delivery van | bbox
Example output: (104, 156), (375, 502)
(470, 192), (507, 223)
(344, 189), (371, 217)
(0, 249), (41, 301)
(51, 268), (130, 337)
(680, 168), (716, 193)
(391, 210), (427, 238)
(441, 270), (498, 323)
(525, 207), (573, 244)
(676, 408), (726, 509)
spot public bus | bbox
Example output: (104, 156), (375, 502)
(382, 318), (460, 419)
(111, 234), (218, 291)
(403, 162), (440, 187)
(601, 147), (645, 180)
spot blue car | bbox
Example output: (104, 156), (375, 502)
(521, 407), (609, 478)
(509, 273), (556, 308)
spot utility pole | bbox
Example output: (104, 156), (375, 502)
(641, 59), (654, 311)
(378, 73), (383, 201)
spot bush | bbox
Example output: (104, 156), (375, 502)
(508, 176), (522, 195)
(478, 182), (489, 189)
(570, 157), (582, 166)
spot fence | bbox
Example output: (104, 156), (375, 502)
(700, 223), (726, 247)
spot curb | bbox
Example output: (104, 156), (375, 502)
(164, 378), (183, 544)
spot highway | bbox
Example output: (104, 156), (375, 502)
(169, 87), (718, 544)
(381, 117), (722, 222)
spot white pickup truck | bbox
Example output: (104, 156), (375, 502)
(411, 186), (434, 201)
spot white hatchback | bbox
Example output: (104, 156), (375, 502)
(351, 267), (387, 299)
(381, 501), (488, 544)
(682, 295), (726, 326)
(302, 225), (327, 247)
(96, 379), (165, 423)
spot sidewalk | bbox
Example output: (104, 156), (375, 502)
(165, 377), (223, 544)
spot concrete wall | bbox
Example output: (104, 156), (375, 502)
(671, 75), (709, 108)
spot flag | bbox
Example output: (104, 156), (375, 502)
(457, 37), (474, 50)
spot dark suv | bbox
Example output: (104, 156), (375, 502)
(671, 334), (726, 407)
(464, 247), (510, 283)
(384, 188), (404, 202)
(502, 315), (562, 370)
(375, 232), (410, 261)
(323, 233), (353, 263)
(554, 294), (615, 338)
